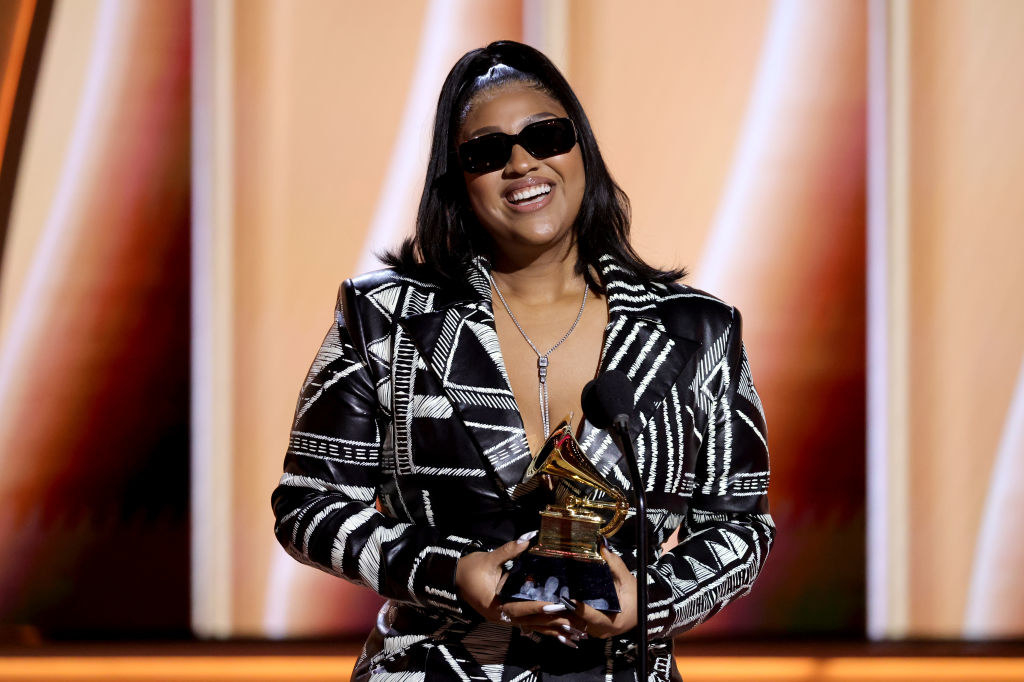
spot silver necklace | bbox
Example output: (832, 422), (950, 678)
(489, 271), (589, 439)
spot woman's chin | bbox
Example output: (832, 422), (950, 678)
(480, 219), (576, 261)
(503, 225), (572, 250)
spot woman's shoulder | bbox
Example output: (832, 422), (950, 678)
(598, 254), (736, 333)
(648, 280), (740, 341)
(336, 263), (472, 326)
(344, 264), (444, 295)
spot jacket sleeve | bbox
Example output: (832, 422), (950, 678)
(644, 306), (775, 639)
(271, 281), (480, 620)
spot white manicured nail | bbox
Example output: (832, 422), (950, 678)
(542, 603), (568, 613)
(557, 634), (578, 649)
(561, 623), (587, 639)
(517, 530), (539, 544)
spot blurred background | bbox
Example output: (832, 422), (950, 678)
(0, 0), (1021, 679)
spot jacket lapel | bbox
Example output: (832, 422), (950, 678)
(397, 257), (532, 493)
(578, 256), (703, 490)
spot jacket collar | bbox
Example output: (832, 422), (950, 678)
(397, 254), (702, 497)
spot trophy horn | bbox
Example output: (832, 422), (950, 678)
(524, 421), (629, 538)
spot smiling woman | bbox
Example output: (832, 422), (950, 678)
(271, 40), (775, 681)
(460, 89), (585, 260)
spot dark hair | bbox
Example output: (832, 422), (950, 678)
(380, 40), (686, 293)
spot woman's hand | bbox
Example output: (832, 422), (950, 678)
(501, 545), (639, 646)
(455, 531), (536, 623)
(567, 545), (638, 638)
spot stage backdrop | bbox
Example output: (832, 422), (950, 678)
(0, 0), (1020, 643)
(0, 0), (191, 636)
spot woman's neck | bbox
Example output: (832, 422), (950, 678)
(489, 243), (585, 306)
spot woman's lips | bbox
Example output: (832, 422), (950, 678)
(505, 189), (553, 213)
(504, 182), (554, 213)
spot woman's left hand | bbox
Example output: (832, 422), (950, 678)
(501, 545), (639, 644)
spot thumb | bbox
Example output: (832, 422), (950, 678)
(600, 544), (632, 581)
(494, 530), (538, 562)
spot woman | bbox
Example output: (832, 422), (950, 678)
(272, 41), (774, 681)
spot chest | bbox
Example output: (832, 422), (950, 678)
(492, 292), (609, 455)
(380, 283), (707, 537)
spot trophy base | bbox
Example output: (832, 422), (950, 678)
(498, 551), (621, 613)
(532, 509), (605, 562)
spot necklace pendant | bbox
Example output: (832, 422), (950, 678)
(537, 356), (548, 381)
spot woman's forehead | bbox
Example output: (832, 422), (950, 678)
(459, 85), (565, 138)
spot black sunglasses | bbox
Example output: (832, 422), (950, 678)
(458, 117), (577, 174)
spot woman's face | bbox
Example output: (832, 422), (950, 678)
(457, 84), (585, 258)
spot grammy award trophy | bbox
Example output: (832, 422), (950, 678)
(499, 417), (629, 612)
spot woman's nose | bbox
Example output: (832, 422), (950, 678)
(506, 143), (539, 175)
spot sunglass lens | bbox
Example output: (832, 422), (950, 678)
(459, 134), (510, 174)
(520, 119), (576, 159)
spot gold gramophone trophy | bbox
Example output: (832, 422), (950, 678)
(499, 417), (630, 612)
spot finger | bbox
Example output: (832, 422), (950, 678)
(600, 545), (632, 581)
(529, 627), (560, 638)
(563, 596), (597, 628)
(532, 630), (585, 648)
(492, 531), (539, 562)
(599, 544), (627, 569)
(503, 598), (585, 618)
(557, 622), (589, 640)
(495, 570), (511, 594)
(505, 610), (577, 626)
(566, 600), (614, 636)
(555, 634), (580, 649)
(527, 623), (588, 644)
(572, 601), (603, 625)
(501, 599), (564, 619)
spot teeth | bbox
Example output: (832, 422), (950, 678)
(508, 184), (552, 204)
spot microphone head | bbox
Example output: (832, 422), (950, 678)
(581, 370), (634, 429)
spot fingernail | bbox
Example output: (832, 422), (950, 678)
(557, 634), (579, 649)
(517, 530), (539, 545)
(560, 623), (587, 639)
(541, 603), (568, 613)
(560, 596), (578, 611)
(600, 535), (611, 549)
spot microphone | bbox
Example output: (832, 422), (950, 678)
(581, 370), (649, 682)
(581, 370), (633, 431)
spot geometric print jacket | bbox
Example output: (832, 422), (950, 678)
(271, 253), (774, 680)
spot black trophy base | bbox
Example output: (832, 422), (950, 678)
(499, 551), (621, 613)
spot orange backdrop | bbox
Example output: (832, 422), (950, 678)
(0, 0), (1021, 642)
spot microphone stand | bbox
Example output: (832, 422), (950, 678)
(610, 415), (649, 682)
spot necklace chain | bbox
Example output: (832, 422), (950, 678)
(489, 271), (589, 440)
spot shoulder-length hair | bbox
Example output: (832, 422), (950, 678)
(381, 40), (686, 293)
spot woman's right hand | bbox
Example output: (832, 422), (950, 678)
(454, 531), (537, 622)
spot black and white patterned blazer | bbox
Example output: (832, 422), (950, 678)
(272, 253), (775, 681)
